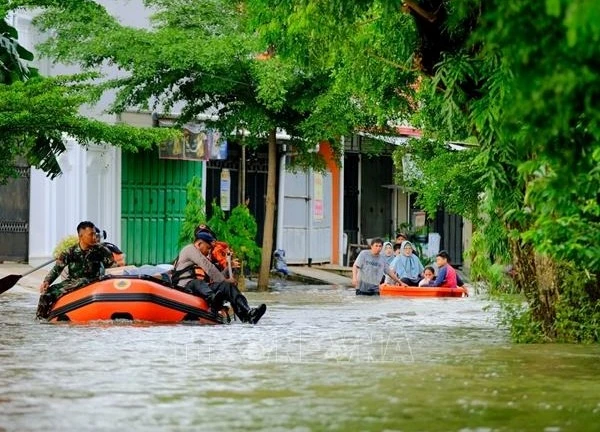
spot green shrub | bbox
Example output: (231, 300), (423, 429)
(178, 176), (262, 272)
(553, 270), (600, 343)
(53, 235), (78, 258)
(178, 176), (206, 248)
(497, 295), (545, 343)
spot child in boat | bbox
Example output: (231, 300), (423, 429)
(422, 250), (460, 288)
(418, 266), (435, 287)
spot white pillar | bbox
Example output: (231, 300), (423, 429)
(276, 151), (286, 250)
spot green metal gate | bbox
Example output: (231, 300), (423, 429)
(121, 149), (203, 265)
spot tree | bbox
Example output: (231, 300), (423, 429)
(17, 0), (357, 289)
(0, 12), (172, 183)
(1, 16), (34, 83)
(247, 0), (600, 340)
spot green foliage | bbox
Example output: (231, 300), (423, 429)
(17, 0), (600, 337)
(206, 201), (229, 243)
(492, 263), (600, 343)
(0, 9), (175, 183)
(467, 230), (513, 292)
(392, 138), (482, 222)
(207, 201), (262, 272)
(224, 204), (262, 272)
(178, 178), (262, 272)
(178, 176), (206, 248)
(0, 75), (175, 183)
(553, 268), (600, 343)
(52, 234), (78, 258)
(0, 18), (35, 84)
(497, 297), (546, 344)
(21, 0), (345, 162)
(469, 0), (600, 273)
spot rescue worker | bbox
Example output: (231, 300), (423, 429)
(36, 221), (116, 319)
(173, 230), (266, 324)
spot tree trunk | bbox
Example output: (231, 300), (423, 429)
(257, 128), (277, 290)
(534, 254), (560, 338)
(509, 236), (559, 339)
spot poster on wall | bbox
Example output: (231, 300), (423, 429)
(314, 172), (323, 221)
(209, 130), (228, 160)
(159, 124), (228, 161)
(220, 168), (231, 211)
(414, 211), (426, 227)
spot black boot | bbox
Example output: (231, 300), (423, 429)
(36, 293), (55, 319)
(233, 296), (252, 322)
(208, 290), (225, 314)
(247, 304), (267, 324)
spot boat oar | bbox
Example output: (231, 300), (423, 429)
(226, 252), (234, 279)
(0, 259), (55, 295)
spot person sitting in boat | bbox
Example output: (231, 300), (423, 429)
(421, 250), (462, 288)
(353, 238), (403, 295)
(389, 241), (424, 287)
(382, 242), (395, 265)
(194, 224), (237, 277)
(36, 221), (116, 319)
(394, 232), (408, 246)
(382, 241), (396, 284)
(418, 266), (436, 287)
(172, 230), (266, 324)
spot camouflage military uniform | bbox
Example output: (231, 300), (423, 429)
(36, 243), (116, 319)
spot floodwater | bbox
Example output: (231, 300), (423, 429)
(1, 283), (599, 431)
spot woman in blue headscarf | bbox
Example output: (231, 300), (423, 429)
(389, 241), (424, 286)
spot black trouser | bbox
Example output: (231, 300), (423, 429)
(185, 280), (251, 320)
(400, 277), (421, 287)
(355, 281), (380, 296)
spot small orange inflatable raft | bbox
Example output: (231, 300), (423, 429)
(48, 275), (226, 324)
(379, 284), (468, 298)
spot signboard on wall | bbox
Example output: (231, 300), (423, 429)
(220, 168), (231, 211)
(159, 124), (228, 161)
(414, 211), (426, 227)
(314, 172), (323, 221)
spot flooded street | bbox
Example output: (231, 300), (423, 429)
(1, 284), (599, 431)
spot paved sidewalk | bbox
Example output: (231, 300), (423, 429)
(0, 262), (50, 292)
(288, 265), (353, 287)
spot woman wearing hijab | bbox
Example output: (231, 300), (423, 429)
(389, 241), (424, 286)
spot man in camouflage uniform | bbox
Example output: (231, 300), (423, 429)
(36, 221), (116, 319)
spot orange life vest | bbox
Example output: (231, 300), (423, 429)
(210, 241), (231, 271)
(194, 266), (208, 281)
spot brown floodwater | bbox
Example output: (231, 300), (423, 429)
(0, 283), (599, 431)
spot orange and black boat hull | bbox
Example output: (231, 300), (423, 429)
(48, 275), (225, 324)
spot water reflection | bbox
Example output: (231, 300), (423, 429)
(1, 285), (599, 431)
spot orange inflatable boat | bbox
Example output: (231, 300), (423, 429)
(48, 275), (226, 324)
(379, 284), (468, 297)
